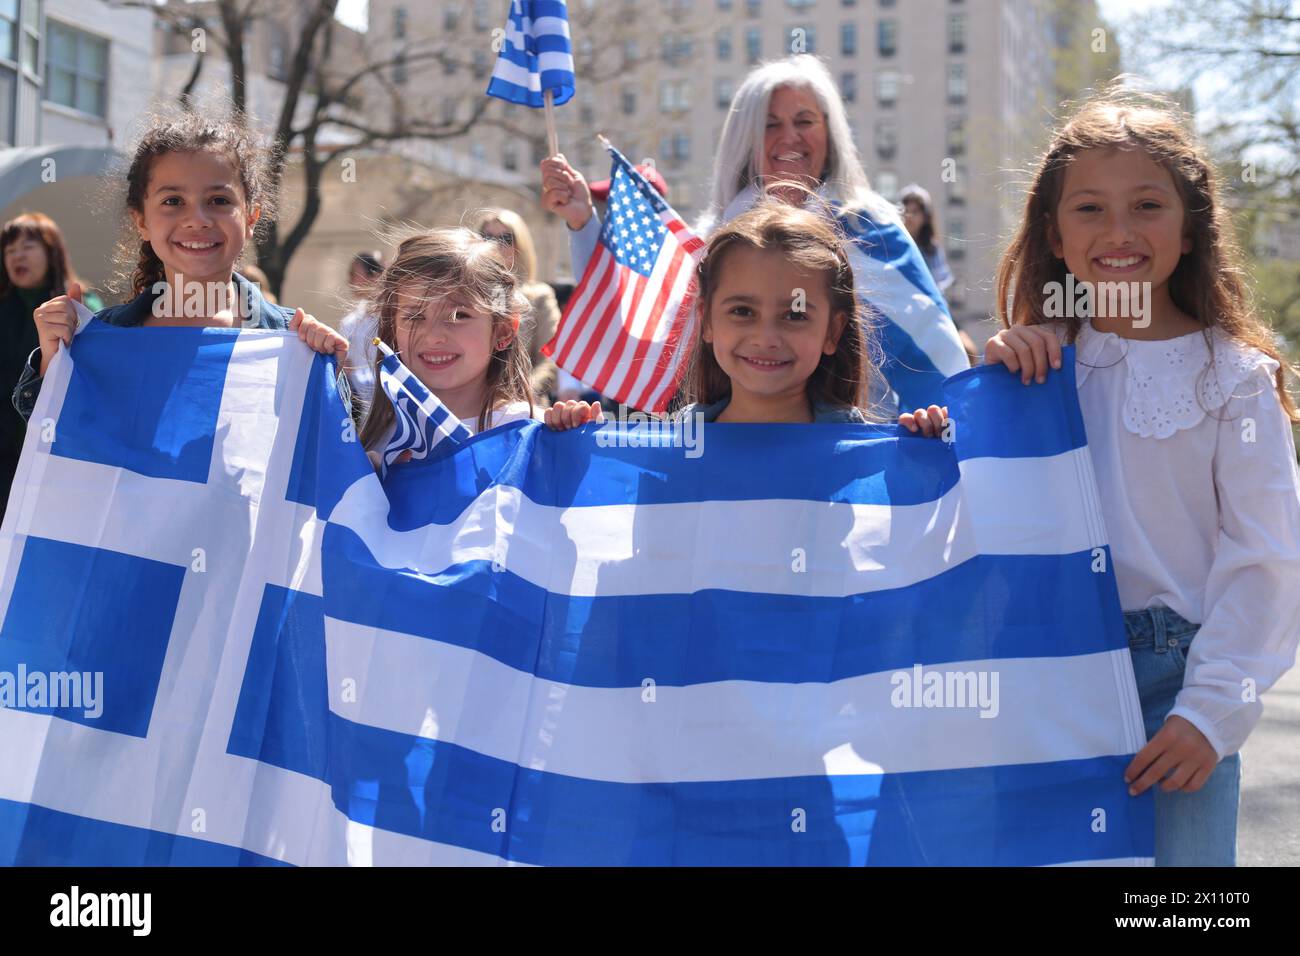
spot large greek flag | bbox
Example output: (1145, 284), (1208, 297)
(0, 323), (1153, 865)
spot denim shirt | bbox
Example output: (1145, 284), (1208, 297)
(677, 396), (868, 424)
(12, 273), (294, 422)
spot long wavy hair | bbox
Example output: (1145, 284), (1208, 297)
(995, 86), (1297, 420)
(357, 229), (534, 445)
(116, 113), (275, 297)
(0, 212), (81, 299)
(680, 201), (871, 413)
(699, 54), (897, 235)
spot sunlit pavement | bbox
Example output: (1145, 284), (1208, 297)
(1239, 664), (1300, 866)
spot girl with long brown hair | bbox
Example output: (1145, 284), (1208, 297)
(983, 88), (1300, 866)
(357, 229), (538, 464)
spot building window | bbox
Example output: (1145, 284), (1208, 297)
(877, 19), (897, 57)
(947, 217), (965, 259)
(660, 79), (690, 112)
(443, 2), (459, 31)
(716, 76), (734, 108)
(394, 6), (408, 40)
(0, 68), (12, 145)
(948, 13), (966, 54)
(622, 86), (637, 114)
(875, 170), (899, 200)
(787, 0), (815, 7)
(46, 22), (108, 117)
(472, 49), (488, 75)
(947, 62), (966, 103)
(473, 0), (491, 31)
(747, 0), (762, 16)
(718, 0), (733, 8)
(874, 118), (897, 159)
(0, 0), (15, 63)
(840, 71), (856, 103)
(661, 33), (693, 65)
(746, 26), (761, 63)
(875, 69), (899, 107)
(717, 28), (732, 60)
(393, 51), (407, 85)
(946, 116), (965, 155)
(503, 141), (518, 172)
(948, 165), (967, 205)
(841, 22), (857, 56)
(660, 132), (691, 165)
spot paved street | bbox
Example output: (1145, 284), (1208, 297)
(1239, 663), (1300, 865)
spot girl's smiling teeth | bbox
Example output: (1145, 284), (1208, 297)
(1095, 253), (1147, 268)
(740, 354), (793, 370)
(417, 350), (459, 367)
(175, 238), (222, 251)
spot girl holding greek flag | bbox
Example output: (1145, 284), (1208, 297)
(357, 230), (542, 471)
(984, 91), (1300, 866)
(14, 114), (347, 422)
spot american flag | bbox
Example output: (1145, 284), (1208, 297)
(372, 338), (473, 471)
(544, 143), (706, 413)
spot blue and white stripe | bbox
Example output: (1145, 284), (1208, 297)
(485, 0), (575, 108)
(374, 338), (473, 470)
(0, 327), (1153, 867)
(319, 346), (1153, 866)
(836, 206), (970, 414)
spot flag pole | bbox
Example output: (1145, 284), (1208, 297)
(544, 89), (559, 156)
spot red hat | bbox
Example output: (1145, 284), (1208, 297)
(590, 164), (669, 202)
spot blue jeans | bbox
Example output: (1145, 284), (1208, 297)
(1125, 607), (1240, 866)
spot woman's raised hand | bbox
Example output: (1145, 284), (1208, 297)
(540, 154), (595, 231)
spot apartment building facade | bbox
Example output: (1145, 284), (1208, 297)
(369, 0), (1118, 332)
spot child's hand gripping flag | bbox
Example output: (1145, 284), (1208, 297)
(372, 338), (473, 473)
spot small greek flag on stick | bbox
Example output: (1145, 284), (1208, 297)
(373, 338), (473, 469)
(485, 0), (575, 153)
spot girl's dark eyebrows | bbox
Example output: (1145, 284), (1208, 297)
(154, 183), (237, 192)
(719, 292), (758, 303)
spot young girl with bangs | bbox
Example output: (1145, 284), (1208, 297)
(984, 90), (1300, 865)
(546, 201), (946, 430)
(358, 229), (540, 467)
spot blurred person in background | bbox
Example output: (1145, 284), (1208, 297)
(899, 184), (954, 294)
(468, 208), (560, 401)
(1, 212), (102, 520)
(338, 251), (384, 408)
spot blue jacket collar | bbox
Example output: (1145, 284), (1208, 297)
(97, 272), (292, 330)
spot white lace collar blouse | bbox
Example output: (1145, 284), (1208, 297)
(1060, 319), (1300, 757)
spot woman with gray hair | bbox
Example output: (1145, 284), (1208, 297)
(542, 54), (967, 413)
